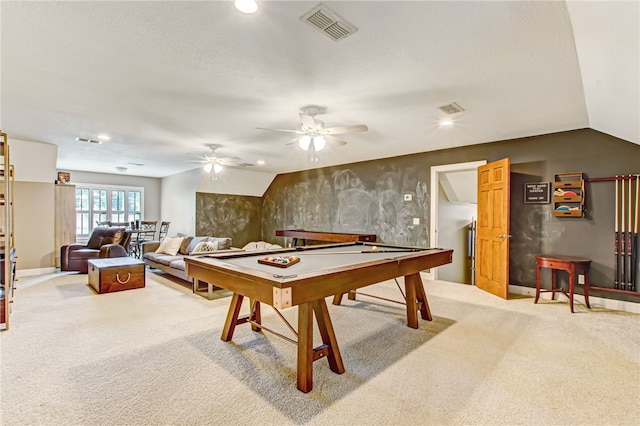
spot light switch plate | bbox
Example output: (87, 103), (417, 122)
(413, 217), (420, 225)
(404, 193), (412, 201)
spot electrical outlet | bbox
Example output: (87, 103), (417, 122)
(404, 193), (412, 201)
(413, 217), (420, 225)
(578, 274), (585, 284)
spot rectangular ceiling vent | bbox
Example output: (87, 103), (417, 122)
(300, 4), (357, 42)
(438, 102), (465, 115)
(75, 137), (102, 144)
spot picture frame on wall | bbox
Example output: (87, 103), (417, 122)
(57, 171), (71, 185)
(524, 182), (551, 204)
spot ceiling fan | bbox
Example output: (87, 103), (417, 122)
(194, 144), (252, 179)
(257, 106), (368, 159)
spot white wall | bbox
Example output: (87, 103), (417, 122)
(567, 1), (640, 144)
(11, 139), (58, 183)
(161, 167), (276, 237)
(10, 139), (58, 272)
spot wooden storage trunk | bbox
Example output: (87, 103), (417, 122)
(88, 258), (145, 294)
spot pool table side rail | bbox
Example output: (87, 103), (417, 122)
(185, 247), (453, 307)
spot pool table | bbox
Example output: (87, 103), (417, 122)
(184, 242), (453, 392)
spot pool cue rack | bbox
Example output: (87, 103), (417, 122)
(553, 172), (585, 217)
(587, 174), (640, 295)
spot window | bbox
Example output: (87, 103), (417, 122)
(75, 184), (144, 240)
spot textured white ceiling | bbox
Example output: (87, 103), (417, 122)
(1, 1), (638, 178)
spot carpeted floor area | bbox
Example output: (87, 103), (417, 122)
(1, 270), (638, 425)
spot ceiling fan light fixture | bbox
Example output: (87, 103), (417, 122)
(213, 163), (223, 174)
(298, 136), (311, 151)
(235, 0), (257, 14)
(313, 136), (326, 151)
(204, 163), (213, 173)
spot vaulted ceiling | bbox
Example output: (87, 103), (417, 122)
(2, 1), (638, 178)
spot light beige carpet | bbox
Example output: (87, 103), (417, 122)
(1, 270), (638, 425)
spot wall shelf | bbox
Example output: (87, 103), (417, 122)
(553, 172), (585, 218)
(0, 130), (15, 331)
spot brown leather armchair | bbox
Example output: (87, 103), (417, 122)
(60, 227), (132, 273)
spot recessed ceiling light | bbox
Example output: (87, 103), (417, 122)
(97, 134), (111, 141)
(256, 159), (265, 166)
(235, 0), (257, 14)
(440, 119), (453, 126)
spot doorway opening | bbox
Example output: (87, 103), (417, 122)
(427, 160), (486, 282)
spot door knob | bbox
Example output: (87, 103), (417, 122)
(497, 234), (511, 239)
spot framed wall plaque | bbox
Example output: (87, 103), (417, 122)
(524, 182), (550, 204)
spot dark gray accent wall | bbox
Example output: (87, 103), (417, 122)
(262, 159), (430, 247)
(261, 128), (640, 302)
(195, 193), (262, 248)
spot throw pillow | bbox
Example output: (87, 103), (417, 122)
(208, 237), (232, 250)
(178, 236), (193, 255)
(242, 241), (283, 251)
(186, 236), (208, 254)
(155, 236), (184, 256)
(191, 240), (219, 254)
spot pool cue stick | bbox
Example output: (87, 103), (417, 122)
(614, 176), (620, 289)
(625, 175), (633, 290)
(620, 175), (629, 290)
(630, 175), (640, 291)
(627, 175), (634, 290)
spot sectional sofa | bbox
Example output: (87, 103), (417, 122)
(141, 235), (232, 284)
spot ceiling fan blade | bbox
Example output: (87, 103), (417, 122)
(256, 127), (303, 134)
(324, 135), (348, 146)
(299, 113), (318, 131)
(284, 135), (302, 146)
(321, 124), (368, 135)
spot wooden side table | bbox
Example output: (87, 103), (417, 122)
(535, 255), (591, 313)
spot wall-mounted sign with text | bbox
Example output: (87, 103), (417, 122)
(524, 182), (551, 204)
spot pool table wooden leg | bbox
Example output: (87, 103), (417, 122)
(250, 298), (262, 332)
(332, 292), (344, 305)
(405, 273), (432, 327)
(297, 299), (345, 393)
(313, 298), (345, 375)
(221, 293), (244, 341)
(332, 290), (357, 306)
(413, 274), (432, 321)
(297, 302), (314, 392)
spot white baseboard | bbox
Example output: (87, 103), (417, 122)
(16, 267), (56, 278)
(509, 284), (640, 314)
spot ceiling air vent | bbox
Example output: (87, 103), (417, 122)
(300, 4), (357, 42)
(438, 102), (465, 115)
(75, 137), (102, 144)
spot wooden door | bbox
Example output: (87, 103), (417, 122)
(476, 158), (510, 299)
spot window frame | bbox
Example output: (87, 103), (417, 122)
(75, 183), (145, 241)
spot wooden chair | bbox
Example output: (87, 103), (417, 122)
(130, 221), (158, 258)
(159, 221), (171, 241)
(95, 220), (111, 228)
